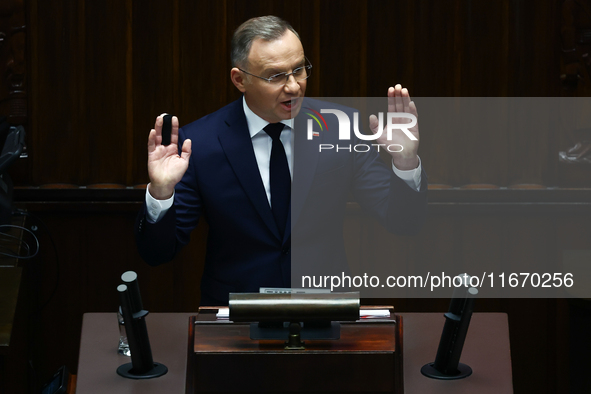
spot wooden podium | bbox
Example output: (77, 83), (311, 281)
(186, 309), (403, 393)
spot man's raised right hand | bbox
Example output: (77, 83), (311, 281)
(147, 114), (192, 200)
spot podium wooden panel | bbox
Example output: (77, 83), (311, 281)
(187, 312), (403, 393)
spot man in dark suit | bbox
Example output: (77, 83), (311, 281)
(135, 16), (427, 305)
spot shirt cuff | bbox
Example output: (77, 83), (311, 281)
(145, 186), (174, 223)
(392, 156), (422, 191)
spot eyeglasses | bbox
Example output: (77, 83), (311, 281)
(239, 57), (312, 86)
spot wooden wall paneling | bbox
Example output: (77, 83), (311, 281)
(224, 0), (245, 105)
(453, 0), (508, 185)
(366, 1), (416, 97)
(318, 0), (366, 97)
(556, 212), (591, 292)
(462, 0), (492, 99)
(28, 206), (183, 379)
(450, 0), (465, 98)
(503, 216), (558, 394)
(45, 203), (208, 316)
(359, 2), (369, 98)
(555, 95), (591, 188)
(505, 214), (556, 283)
(243, 0), (304, 38)
(506, 98), (554, 187)
(547, 96), (564, 189)
(0, 0), (26, 124)
(557, 161), (591, 189)
(556, 213), (591, 392)
(503, 298), (557, 393)
(0, 0), (30, 186)
(297, 1), (321, 98)
(135, 260), (177, 312)
(230, 1), (306, 40)
(15, 0), (35, 188)
(34, 212), (91, 381)
(554, 297), (571, 394)
(2, 268), (30, 394)
(405, 213), (461, 312)
(84, 213), (151, 311)
(84, 1), (129, 185)
(410, 0), (459, 97)
(460, 214), (504, 286)
(418, 98), (464, 187)
(130, 0), (176, 186)
(416, 0), (459, 97)
(507, 0), (561, 97)
(125, 0), (134, 185)
(457, 98), (508, 186)
(506, 0), (526, 97)
(401, 0), (475, 186)
(457, 0), (509, 96)
(556, 213), (591, 250)
(177, 1), (229, 125)
(412, 214), (461, 289)
(171, 221), (208, 311)
(30, 1), (85, 185)
(126, 0), (144, 186)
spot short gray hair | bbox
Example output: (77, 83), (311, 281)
(231, 16), (300, 68)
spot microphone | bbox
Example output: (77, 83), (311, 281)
(421, 273), (477, 380)
(116, 272), (167, 379)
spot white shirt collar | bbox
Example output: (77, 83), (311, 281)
(242, 96), (293, 139)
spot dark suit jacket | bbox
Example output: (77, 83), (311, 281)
(135, 97), (428, 305)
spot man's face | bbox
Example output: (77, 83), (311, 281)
(239, 30), (307, 123)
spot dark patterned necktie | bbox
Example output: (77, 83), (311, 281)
(263, 123), (291, 236)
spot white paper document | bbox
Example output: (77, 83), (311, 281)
(215, 307), (390, 320)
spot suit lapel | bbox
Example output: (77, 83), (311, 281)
(218, 99), (281, 240)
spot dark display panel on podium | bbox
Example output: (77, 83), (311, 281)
(186, 309), (402, 393)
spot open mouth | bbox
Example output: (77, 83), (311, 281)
(280, 98), (299, 111)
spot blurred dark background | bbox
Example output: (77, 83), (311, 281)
(1, 0), (591, 393)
